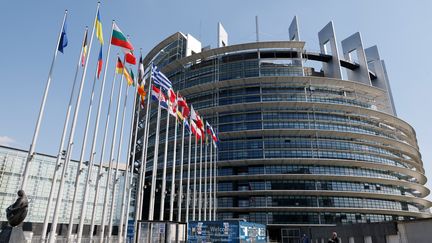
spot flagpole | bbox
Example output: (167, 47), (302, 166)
(76, 20), (115, 243)
(49, 6), (98, 240)
(21, 10), (68, 191)
(177, 119), (185, 222)
(185, 126), (192, 222)
(134, 66), (153, 226)
(214, 145), (217, 220)
(158, 107), (171, 220)
(209, 140), (211, 221)
(121, 51), (144, 241)
(204, 134), (208, 221)
(149, 91), (162, 220)
(119, 83), (138, 242)
(169, 115), (178, 221)
(89, 63), (118, 242)
(108, 80), (130, 240)
(39, 25), (84, 242)
(122, 91), (140, 241)
(100, 58), (125, 242)
(192, 135), (197, 221)
(198, 136), (203, 221)
(66, 57), (98, 242)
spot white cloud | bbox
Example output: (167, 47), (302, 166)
(0, 136), (15, 146)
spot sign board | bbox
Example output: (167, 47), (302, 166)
(188, 220), (266, 243)
(127, 219), (135, 240)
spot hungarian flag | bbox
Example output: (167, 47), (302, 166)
(97, 46), (103, 79)
(95, 10), (104, 44)
(116, 57), (124, 74)
(124, 50), (136, 64)
(81, 29), (88, 67)
(111, 22), (133, 50)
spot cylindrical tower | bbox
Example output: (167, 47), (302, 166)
(134, 20), (431, 240)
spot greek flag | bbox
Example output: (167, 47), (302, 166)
(152, 65), (172, 91)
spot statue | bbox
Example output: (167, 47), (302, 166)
(0, 190), (28, 242)
(6, 190), (28, 227)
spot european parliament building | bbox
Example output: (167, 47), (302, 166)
(136, 18), (431, 240)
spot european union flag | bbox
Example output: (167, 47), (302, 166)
(58, 19), (68, 53)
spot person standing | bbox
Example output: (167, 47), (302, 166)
(301, 234), (310, 243)
(328, 232), (340, 243)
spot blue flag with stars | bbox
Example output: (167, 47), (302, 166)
(58, 19), (68, 53)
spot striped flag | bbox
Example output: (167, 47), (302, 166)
(177, 94), (190, 118)
(124, 50), (136, 65)
(111, 22), (133, 50)
(138, 55), (144, 85)
(97, 46), (103, 79)
(206, 121), (219, 144)
(168, 89), (177, 117)
(151, 85), (161, 102)
(151, 85), (168, 109)
(81, 30), (88, 67)
(152, 65), (172, 91)
(137, 83), (146, 98)
(190, 119), (202, 139)
(95, 10), (103, 44)
(124, 67), (134, 86)
(160, 93), (168, 110)
(116, 57), (124, 74)
(184, 119), (191, 134)
(190, 106), (197, 121)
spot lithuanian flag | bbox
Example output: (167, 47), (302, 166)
(111, 22), (133, 50)
(123, 67), (134, 86)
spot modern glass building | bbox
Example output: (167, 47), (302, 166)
(0, 145), (131, 235)
(135, 19), (431, 240)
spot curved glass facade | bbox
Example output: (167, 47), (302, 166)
(136, 32), (431, 234)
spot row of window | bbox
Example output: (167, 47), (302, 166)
(219, 137), (409, 161)
(219, 120), (404, 144)
(219, 165), (401, 181)
(217, 195), (420, 212)
(217, 212), (408, 225)
(219, 149), (410, 170)
(218, 180), (409, 196)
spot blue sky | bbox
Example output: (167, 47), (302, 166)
(0, 0), (431, 200)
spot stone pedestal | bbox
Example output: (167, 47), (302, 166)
(0, 225), (26, 243)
